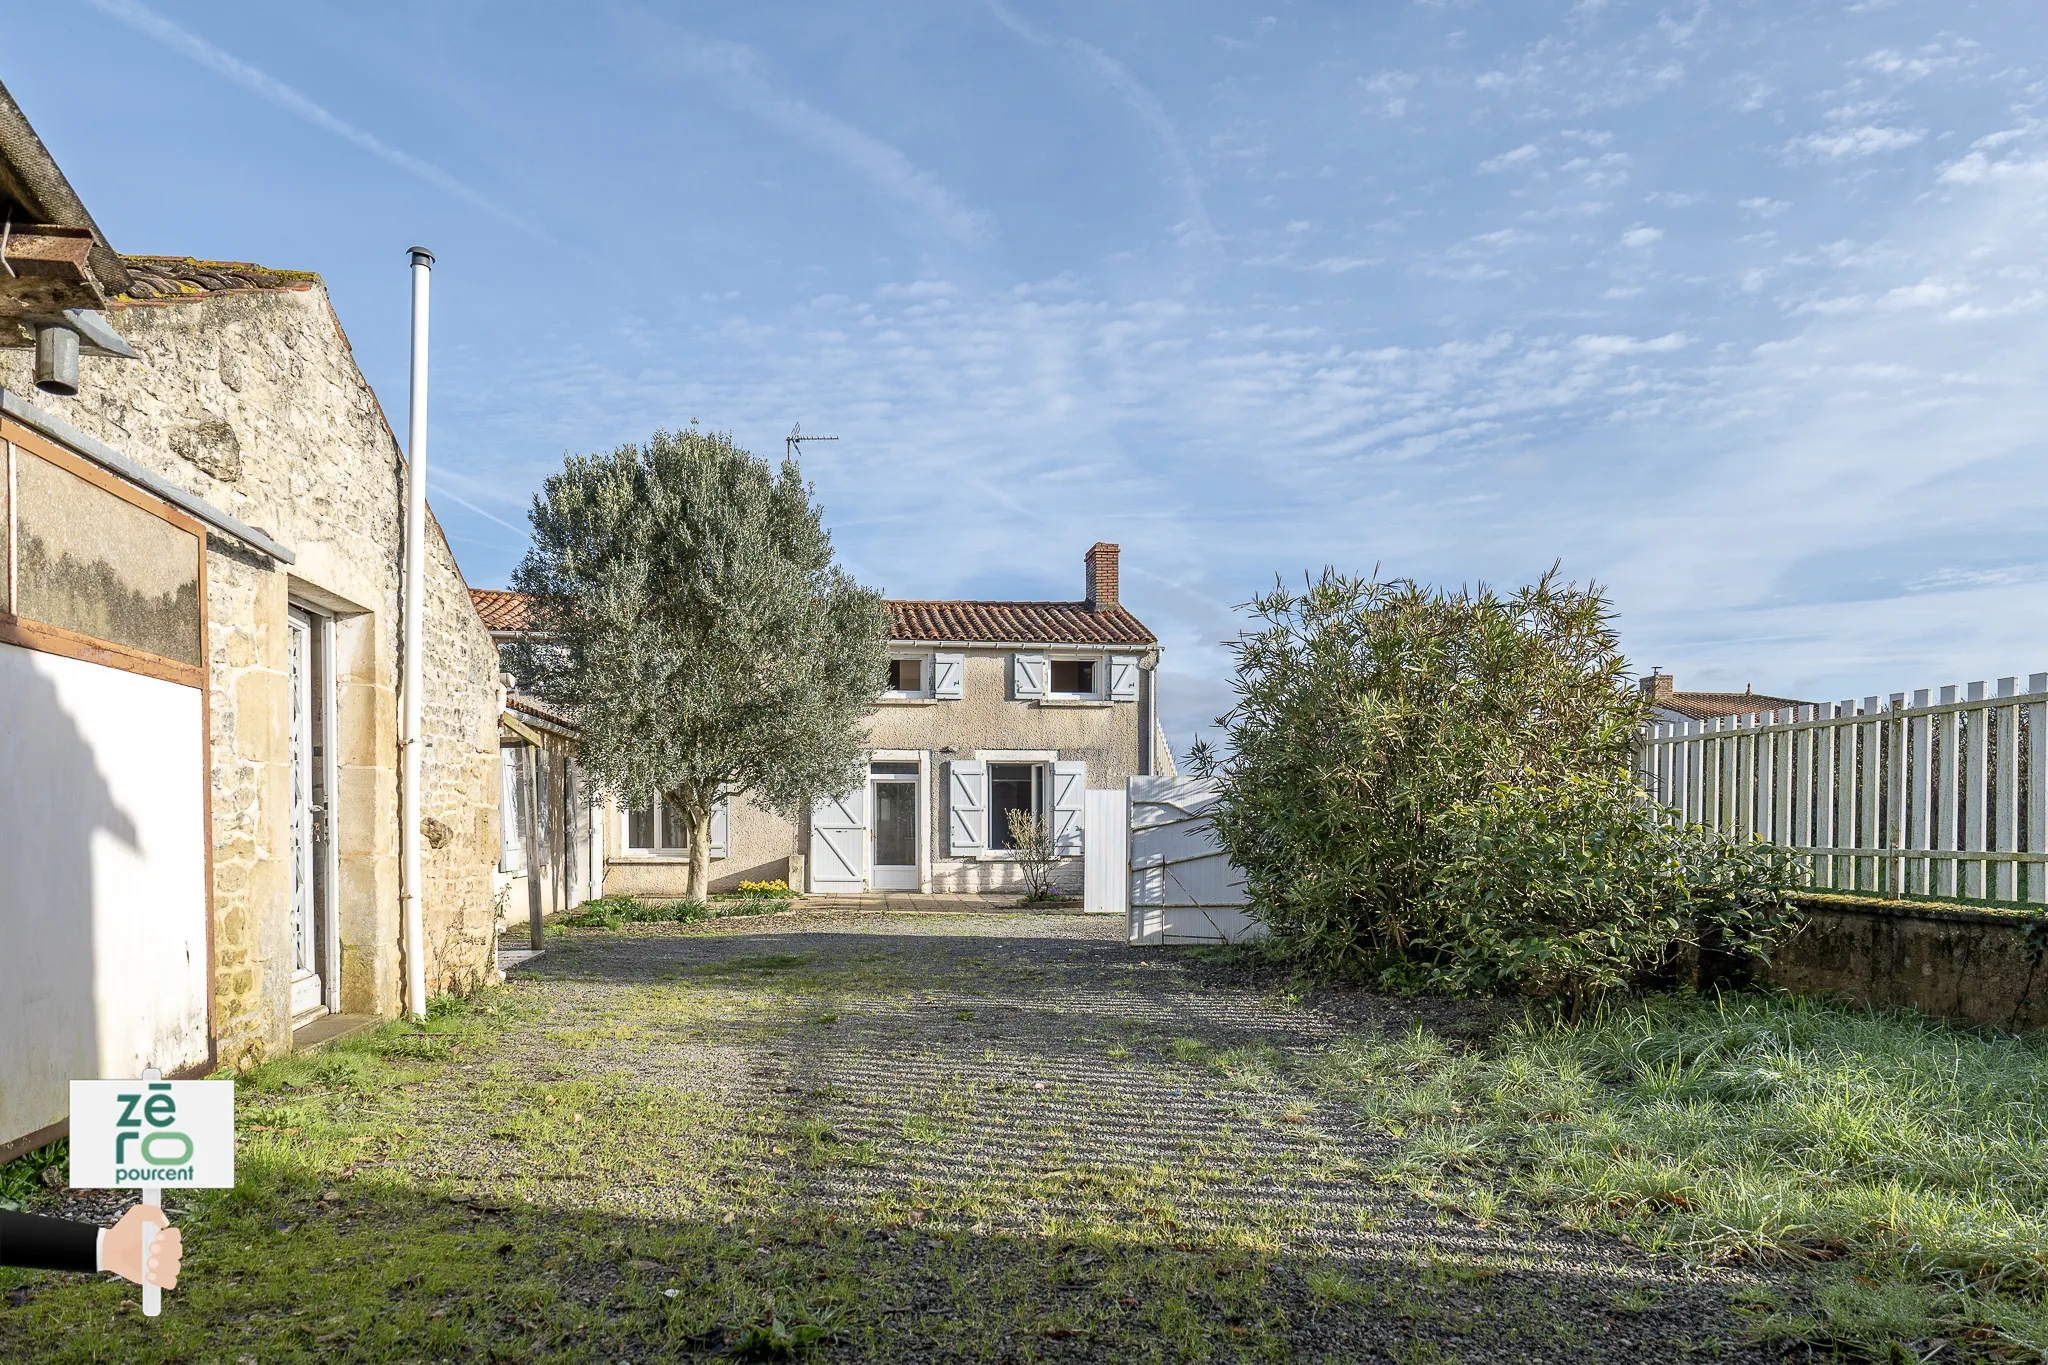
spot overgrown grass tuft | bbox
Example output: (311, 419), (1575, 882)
(1304, 991), (2048, 1357)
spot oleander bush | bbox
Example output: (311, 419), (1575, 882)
(1192, 567), (1804, 1001)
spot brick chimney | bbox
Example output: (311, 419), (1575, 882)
(1084, 542), (1120, 612)
(1641, 671), (1675, 700)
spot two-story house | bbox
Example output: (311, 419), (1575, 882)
(477, 542), (1173, 897)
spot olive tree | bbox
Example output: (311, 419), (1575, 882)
(508, 427), (889, 901)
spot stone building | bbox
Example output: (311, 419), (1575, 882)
(478, 542), (1173, 898)
(0, 81), (499, 1158)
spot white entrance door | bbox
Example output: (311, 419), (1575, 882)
(869, 773), (919, 890)
(287, 608), (337, 1021)
(809, 786), (868, 892)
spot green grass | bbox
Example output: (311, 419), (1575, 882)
(559, 895), (709, 928)
(1300, 991), (2048, 1359)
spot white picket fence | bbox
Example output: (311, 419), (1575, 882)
(1638, 673), (2048, 905)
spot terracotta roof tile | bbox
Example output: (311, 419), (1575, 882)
(469, 588), (1158, 647)
(1655, 691), (1809, 722)
(116, 256), (320, 301)
(507, 691), (576, 730)
(889, 600), (1156, 646)
(471, 588), (532, 633)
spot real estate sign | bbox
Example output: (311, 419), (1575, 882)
(68, 1078), (234, 1189)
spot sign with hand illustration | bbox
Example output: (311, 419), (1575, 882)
(70, 1070), (233, 1317)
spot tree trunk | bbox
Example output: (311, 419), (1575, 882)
(687, 803), (712, 903)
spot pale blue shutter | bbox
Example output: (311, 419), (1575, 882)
(948, 760), (987, 854)
(709, 787), (729, 859)
(1108, 655), (1139, 702)
(931, 652), (965, 699)
(1051, 760), (1086, 855)
(1012, 654), (1047, 700)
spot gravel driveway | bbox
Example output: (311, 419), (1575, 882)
(483, 907), (1792, 1363)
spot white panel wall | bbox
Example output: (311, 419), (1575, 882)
(1127, 775), (1263, 945)
(0, 642), (211, 1148)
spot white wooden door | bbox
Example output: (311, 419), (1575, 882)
(810, 786), (868, 892)
(287, 611), (323, 1018)
(869, 777), (919, 890)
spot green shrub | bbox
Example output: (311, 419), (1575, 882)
(1424, 774), (1805, 1012)
(559, 896), (708, 928)
(1190, 566), (1802, 1003)
(1191, 567), (1647, 979)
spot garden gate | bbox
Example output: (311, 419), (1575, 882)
(1124, 776), (1262, 944)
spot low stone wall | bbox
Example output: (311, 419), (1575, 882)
(1764, 895), (2048, 1032)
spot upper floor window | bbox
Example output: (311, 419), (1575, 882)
(1049, 659), (1096, 697)
(886, 657), (924, 695)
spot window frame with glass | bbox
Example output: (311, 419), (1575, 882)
(883, 654), (930, 699)
(986, 761), (1046, 851)
(1047, 654), (1104, 699)
(622, 792), (692, 857)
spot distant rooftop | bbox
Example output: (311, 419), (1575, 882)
(1641, 672), (1810, 722)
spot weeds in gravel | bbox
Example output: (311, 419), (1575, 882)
(1304, 991), (2048, 1360)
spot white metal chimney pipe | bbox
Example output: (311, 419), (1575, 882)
(401, 245), (434, 1021)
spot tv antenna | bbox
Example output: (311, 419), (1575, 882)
(787, 422), (839, 461)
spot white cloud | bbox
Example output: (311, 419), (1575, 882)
(1479, 144), (1541, 173)
(1619, 225), (1663, 248)
(1939, 151), (2048, 185)
(1788, 125), (1925, 160)
(1739, 197), (1790, 217)
(1574, 332), (1689, 354)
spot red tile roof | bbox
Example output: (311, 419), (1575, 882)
(1654, 690), (1809, 722)
(471, 588), (532, 633)
(507, 691), (577, 731)
(889, 600), (1156, 646)
(469, 589), (1157, 647)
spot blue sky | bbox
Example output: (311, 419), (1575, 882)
(10, 0), (2048, 758)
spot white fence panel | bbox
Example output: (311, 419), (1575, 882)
(1638, 671), (2048, 908)
(1127, 776), (1262, 945)
(1083, 788), (1127, 917)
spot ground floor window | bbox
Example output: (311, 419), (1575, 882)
(625, 795), (689, 854)
(987, 763), (1044, 850)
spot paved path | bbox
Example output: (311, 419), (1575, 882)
(492, 908), (1786, 1363)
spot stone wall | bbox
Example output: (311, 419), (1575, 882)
(0, 276), (499, 1063)
(1765, 895), (2048, 1033)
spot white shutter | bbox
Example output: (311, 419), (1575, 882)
(1052, 759), (1086, 855)
(947, 760), (987, 854)
(1012, 653), (1047, 700)
(709, 787), (729, 859)
(1108, 655), (1139, 702)
(809, 785), (867, 892)
(931, 652), (965, 700)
